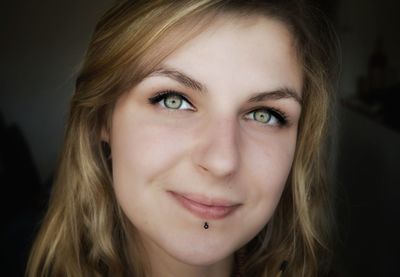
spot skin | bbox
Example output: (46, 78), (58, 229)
(108, 15), (303, 277)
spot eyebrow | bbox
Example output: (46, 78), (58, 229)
(147, 65), (302, 105)
(148, 66), (206, 92)
(248, 88), (302, 105)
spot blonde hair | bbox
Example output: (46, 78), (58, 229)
(26, 1), (338, 276)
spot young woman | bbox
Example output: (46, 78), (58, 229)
(26, 0), (338, 276)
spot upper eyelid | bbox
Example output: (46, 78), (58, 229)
(244, 105), (286, 118)
(156, 90), (191, 102)
(149, 90), (188, 102)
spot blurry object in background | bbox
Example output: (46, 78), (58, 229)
(367, 37), (388, 93)
(337, 105), (400, 277)
(356, 75), (369, 101)
(357, 37), (388, 102)
(344, 36), (400, 133)
(0, 111), (47, 276)
(342, 84), (400, 132)
(377, 84), (400, 130)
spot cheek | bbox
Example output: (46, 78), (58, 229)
(111, 112), (185, 183)
(110, 108), (191, 214)
(243, 131), (296, 219)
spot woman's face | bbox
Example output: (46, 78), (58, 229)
(109, 15), (302, 267)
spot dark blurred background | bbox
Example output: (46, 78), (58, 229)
(1, 0), (399, 276)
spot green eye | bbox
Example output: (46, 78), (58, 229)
(148, 91), (194, 111)
(244, 108), (287, 127)
(254, 110), (271, 123)
(164, 95), (183, 109)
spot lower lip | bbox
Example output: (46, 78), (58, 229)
(169, 192), (239, 220)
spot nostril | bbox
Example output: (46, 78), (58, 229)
(192, 118), (241, 178)
(199, 164), (209, 172)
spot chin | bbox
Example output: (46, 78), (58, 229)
(163, 236), (237, 266)
(173, 249), (230, 267)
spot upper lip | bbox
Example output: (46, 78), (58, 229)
(168, 190), (240, 207)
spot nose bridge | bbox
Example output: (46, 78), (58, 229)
(194, 114), (241, 178)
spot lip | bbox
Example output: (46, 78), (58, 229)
(168, 191), (241, 220)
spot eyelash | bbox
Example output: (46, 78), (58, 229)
(148, 90), (194, 109)
(249, 106), (288, 126)
(148, 90), (288, 126)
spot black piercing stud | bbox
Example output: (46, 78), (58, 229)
(203, 222), (209, 229)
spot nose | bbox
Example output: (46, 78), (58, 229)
(192, 117), (241, 179)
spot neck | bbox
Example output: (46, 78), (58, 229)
(150, 256), (234, 277)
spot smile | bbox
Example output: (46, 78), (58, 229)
(168, 191), (241, 220)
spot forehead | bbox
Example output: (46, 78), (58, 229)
(157, 14), (303, 98)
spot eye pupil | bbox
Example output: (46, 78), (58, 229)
(164, 95), (182, 109)
(254, 110), (271, 123)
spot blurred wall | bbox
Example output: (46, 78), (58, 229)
(336, 106), (400, 276)
(334, 0), (400, 276)
(0, 0), (115, 183)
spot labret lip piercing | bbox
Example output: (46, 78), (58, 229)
(203, 222), (209, 229)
